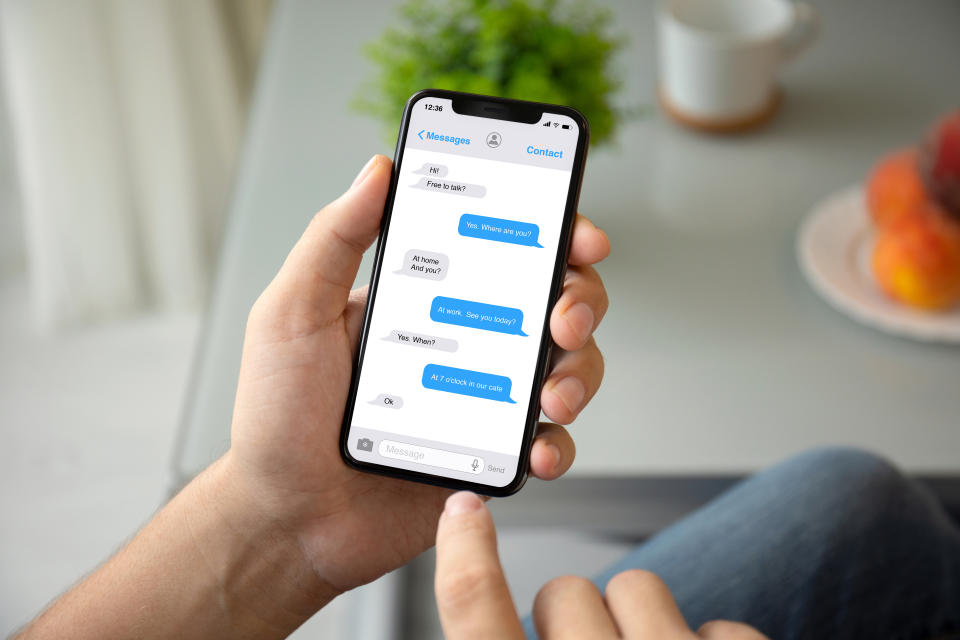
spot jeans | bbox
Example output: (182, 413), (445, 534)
(524, 448), (960, 640)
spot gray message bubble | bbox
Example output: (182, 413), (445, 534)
(369, 393), (403, 409)
(395, 249), (449, 280)
(410, 177), (486, 198)
(413, 162), (448, 177)
(383, 329), (458, 352)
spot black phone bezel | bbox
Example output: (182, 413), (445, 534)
(338, 89), (590, 497)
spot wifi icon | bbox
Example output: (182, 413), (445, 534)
(553, 122), (560, 127)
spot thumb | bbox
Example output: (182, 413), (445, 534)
(264, 154), (391, 328)
(435, 492), (524, 640)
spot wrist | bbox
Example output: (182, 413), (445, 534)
(188, 454), (340, 636)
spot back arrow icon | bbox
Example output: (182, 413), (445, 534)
(417, 129), (424, 140)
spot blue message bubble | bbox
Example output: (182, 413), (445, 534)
(430, 296), (527, 336)
(458, 214), (543, 248)
(422, 364), (516, 403)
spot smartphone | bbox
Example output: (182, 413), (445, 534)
(340, 89), (589, 496)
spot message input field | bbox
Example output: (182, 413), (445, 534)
(378, 439), (484, 474)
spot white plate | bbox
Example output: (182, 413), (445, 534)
(797, 185), (960, 343)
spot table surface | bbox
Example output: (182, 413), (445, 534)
(172, 0), (960, 485)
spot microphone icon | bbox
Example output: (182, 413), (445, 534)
(471, 458), (480, 472)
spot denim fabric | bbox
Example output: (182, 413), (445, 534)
(524, 448), (960, 639)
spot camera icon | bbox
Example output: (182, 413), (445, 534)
(357, 437), (374, 452)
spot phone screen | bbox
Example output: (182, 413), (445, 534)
(342, 93), (584, 491)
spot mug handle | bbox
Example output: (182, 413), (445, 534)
(782, 2), (820, 63)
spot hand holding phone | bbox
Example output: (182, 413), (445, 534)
(19, 122), (609, 637)
(341, 90), (598, 494)
(223, 121), (606, 598)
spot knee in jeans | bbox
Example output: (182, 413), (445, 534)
(804, 445), (897, 478)
(795, 446), (911, 520)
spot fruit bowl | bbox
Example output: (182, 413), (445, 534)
(797, 185), (960, 343)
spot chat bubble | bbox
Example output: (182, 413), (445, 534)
(458, 214), (543, 248)
(412, 162), (448, 177)
(369, 393), (403, 409)
(410, 177), (486, 198)
(383, 329), (458, 352)
(395, 249), (449, 280)
(422, 364), (516, 403)
(430, 296), (527, 336)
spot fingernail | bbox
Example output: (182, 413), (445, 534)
(351, 155), (379, 188)
(563, 302), (594, 343)
(445, 491), (483, 516)
(552, 376), (586, 414)
(546, 443), (562, 473)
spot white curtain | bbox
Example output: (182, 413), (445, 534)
(0, 0), (271, 330)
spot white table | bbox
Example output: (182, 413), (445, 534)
(173, 0), (960, 494)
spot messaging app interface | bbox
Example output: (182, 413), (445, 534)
(348, 97), (579, 487)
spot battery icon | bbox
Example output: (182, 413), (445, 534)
(561, 124), (570, 129)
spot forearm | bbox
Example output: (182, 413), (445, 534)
(18, 455), (337, 640)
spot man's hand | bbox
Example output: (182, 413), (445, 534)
(220, 156), (610, 595)
(17, 154), (610, 640)
(435, 492), (768, 640)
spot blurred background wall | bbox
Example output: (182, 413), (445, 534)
(0, 64), (22, 275)
(0, 0), (272, 331)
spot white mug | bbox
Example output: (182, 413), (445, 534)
(657, 0), (819, 131)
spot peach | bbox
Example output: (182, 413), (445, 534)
(866, 149), (929, 228)
(872, 202), (960, 310)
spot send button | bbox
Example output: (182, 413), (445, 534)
(527, 145), (563, 159)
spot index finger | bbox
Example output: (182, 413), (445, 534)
(569, 214), (610, 266)
(435, 492), (524, 640)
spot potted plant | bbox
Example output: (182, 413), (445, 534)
(355, 0), (625, 145)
